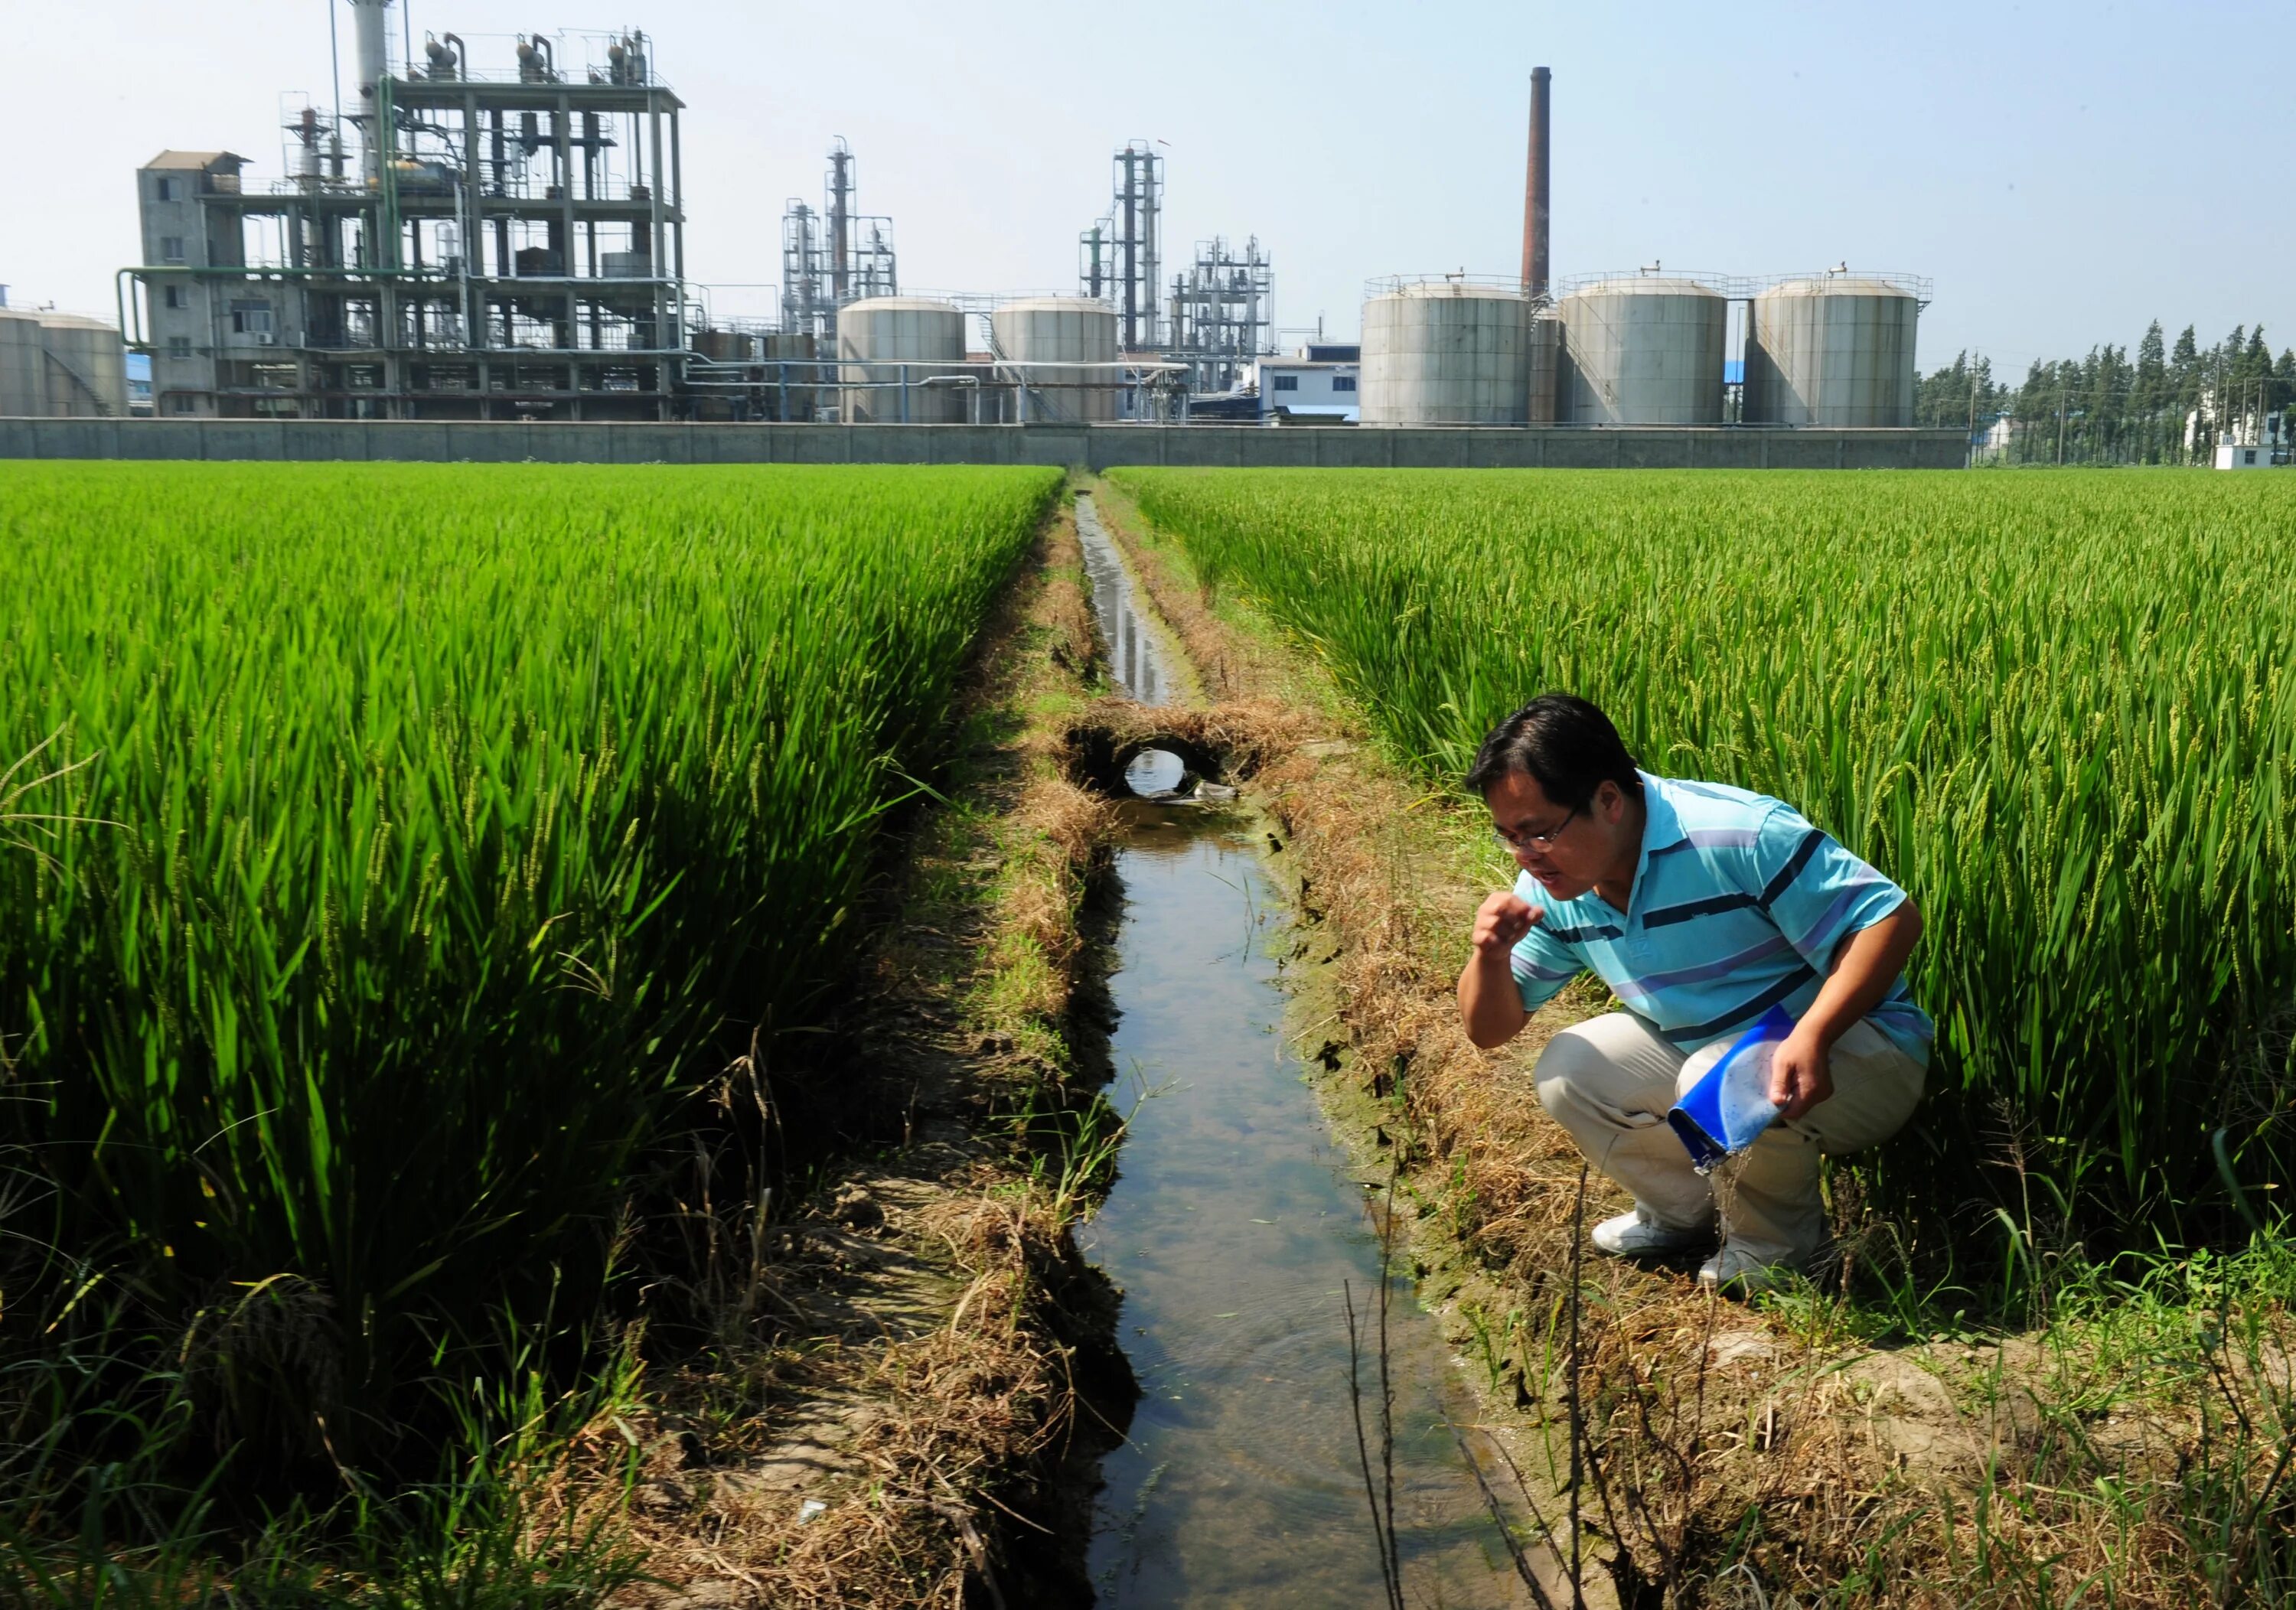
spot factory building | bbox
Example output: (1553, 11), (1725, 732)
(779, 138), (899, 346)
(114, 2), (1280, 426)
(130, 4), (686, 419)
(1251, 343), (1360, 423)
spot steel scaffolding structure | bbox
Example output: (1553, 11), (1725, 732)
(778, 137), (897, 342)
(1165, 235), (1271, 393)
(128, 11), (689, 419)
(1078, 140), (1163, 350)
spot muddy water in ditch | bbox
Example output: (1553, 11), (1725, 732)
(1074, 494), (1528, 1605)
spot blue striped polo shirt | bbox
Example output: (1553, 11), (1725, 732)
(1510, 771), (1932, 1064)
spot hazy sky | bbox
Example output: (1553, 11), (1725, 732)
(9, 1), (2288, 373)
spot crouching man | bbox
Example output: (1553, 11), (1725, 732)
(1455, 694), (1931, 1295)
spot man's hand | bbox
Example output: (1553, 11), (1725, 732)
(1459, 892), (1538, 1049)
(1472, 891), (1539, 955)
(1768, 901), (1923, 1124)
(1769, 1025), (1835, 1124)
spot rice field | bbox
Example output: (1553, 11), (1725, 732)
(0, 461), (1058, 1452)
(1109, 466), (2296, 1239)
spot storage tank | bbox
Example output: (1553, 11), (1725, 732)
(1359, 280), (1536, 425)
(37, 315), (129, 417)
(992, 296), (1118, 422)
(1526, 313), (1561, 425)
(1556, 275), (1726, 425)
(1745, 276), (1918, 427)
(762, 331), (819, 421)
(836, 296), (965, 424)
(690, 329), (755, 363)
(0, 311), (44, 417)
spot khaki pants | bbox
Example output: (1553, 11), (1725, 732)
(1531, 1012), (1926, 1269)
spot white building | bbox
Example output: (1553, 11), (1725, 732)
(2216, 440), (2281, 470)
(1973, 414), (2024, 461)
(1250, 342), (1359, 423)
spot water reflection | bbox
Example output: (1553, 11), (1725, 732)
(1081, 818), (1527, 1606)
(1075, 494), (1168, 707)
(1124, 747), (1189, 797)
(1068, 491), (1531, 1606)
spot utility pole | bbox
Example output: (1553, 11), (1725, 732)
(2057, 386), (2067, 465)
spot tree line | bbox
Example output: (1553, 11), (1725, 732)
(1915, 321), (2296, 464)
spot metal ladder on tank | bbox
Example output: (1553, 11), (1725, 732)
(42, 348), (116, 416)
(980, 311), (1033, 424)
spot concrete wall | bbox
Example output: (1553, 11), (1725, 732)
(0, 418), (1970, 470)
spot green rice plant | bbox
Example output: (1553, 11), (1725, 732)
(1108, 466), (2296, 1243)
(0, 462), (1057, 1464)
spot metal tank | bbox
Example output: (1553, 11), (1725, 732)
(836, 296), (966, 424)
(1556, 275), (1726, 425)
(348, 0), (393, 179)
(1359, 279), (1534, 425)
(36, 315), (129, 416)
(0, 311), (44, 417)
(1744, 276), (1918, 428)
(762, 331), (819, 421)
(690, 329), (754, 363)
(993, 296), (1118, 422)
(1526, 312), (1561, 425)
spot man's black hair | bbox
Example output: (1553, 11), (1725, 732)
(1464, 693), (1645, 809)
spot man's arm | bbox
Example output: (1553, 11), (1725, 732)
(1459, 891), (1537, 1049)
(1769, 901), (1923, 1122)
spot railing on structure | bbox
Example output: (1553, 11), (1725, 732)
(1555, 268), (1933, 301)
(1363, 272), (1539, 300)
(678, 355), (1189, 425)
(1364, 269), (1934, 303)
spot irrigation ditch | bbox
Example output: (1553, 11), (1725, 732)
(623, 486), (1579, 1608)
(1065, 494), (1551, 1605)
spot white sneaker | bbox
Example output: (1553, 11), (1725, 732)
(1697, 1243), (1799, 1298)
(1589, 1207), (1712, 1259)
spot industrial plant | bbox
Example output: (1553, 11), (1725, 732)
(1356, 70), (1929, 430)
(0, 1), (1949, 435)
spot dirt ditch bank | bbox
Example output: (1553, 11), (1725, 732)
(1081, 473), (2296, 1607)
(592, 503), (1134, 1608)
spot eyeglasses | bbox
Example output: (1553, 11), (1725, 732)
(1493, 803), (1580, 853)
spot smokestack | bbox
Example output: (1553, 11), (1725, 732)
(1521, 66), (1551, 299)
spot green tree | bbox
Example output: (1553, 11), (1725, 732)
(1914, 350), (2000, 429)
(2171, 326), (2203, 460)
(2132, 321), (2167, 461)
